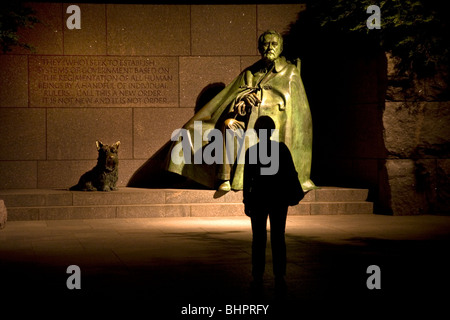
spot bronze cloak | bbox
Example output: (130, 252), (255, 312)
(165, 56), (316, 191)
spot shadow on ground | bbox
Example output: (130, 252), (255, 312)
(2, 227), (449, 317)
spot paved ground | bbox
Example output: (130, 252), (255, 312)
(1, 215), (450, 318)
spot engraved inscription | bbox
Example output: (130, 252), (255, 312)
(29, 56), (178, 107)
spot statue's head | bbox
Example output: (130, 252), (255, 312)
(258, 30), (283, 63)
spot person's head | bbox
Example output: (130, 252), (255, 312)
(258, 30), (283, 63)
(254, 115), (276, 139)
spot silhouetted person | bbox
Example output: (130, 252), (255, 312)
(243, 116), (304, 295)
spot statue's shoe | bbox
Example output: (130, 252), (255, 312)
(218, 181), (231, 192)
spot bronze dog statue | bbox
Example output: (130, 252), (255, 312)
(70, 141), (120, 191)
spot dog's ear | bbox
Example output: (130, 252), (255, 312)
(112, 141), (120, 150)
(96, 141), (104, 150)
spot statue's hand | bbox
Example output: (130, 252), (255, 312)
(225, 118), (245, 131)
(235, 100), (246, 116)
(234, 92), (261, 116)
(243, 92), (261, 108)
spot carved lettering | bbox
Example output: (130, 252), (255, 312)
(29, 56), (178, 107)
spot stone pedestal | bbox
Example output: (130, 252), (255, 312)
(0, 187), (372, 221)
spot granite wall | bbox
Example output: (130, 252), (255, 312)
(383, 54), (450, 215)
(0, 3), (304, 189)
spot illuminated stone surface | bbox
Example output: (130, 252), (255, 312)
(29, 56), (179, 108)
(0, 187), (372, 221)
(107, 4), (190, 56)
(191, 5), (256, 56)
(0, 108), (46, 160)
(63, 3), (107, 55)
(0, 55), (28, 107)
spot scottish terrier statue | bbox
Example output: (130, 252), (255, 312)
(70, 141), (120, 191)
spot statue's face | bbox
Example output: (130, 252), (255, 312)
(259, 34), (282, 62)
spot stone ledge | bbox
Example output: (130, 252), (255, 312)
(1, 187), (374, 221)
(0, 189), (73, 207)
(310, 202), (374, 215)
(0, 186), (370, 206)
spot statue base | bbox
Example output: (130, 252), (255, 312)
(0, 187), (373, 221)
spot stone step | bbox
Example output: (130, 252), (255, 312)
(0, 187), (373, 221)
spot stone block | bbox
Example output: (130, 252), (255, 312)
(0, 56), (28, 107)
(14, 2), (63, 55)
(0, 108), (46, 160)
(0, 200), (7, 229)
(191, 5), (257, 56)
(118, 160), (148, 187)
(288, 202), (310, 215)
(257, 4), (306, 35)
(0, 191), (44, 208)
(45, 191), (73, 206)
(72, 188), (165, 206)
(38, 160), (96, 189)
(116, 204), (190, 218)
(190, 204), (244, 216)
(408, 158), (440, 213)
(107, 4), (190, 55)
(386, 159), (428, 215)
(39, 206), (116, 220)
(46, 108), (132, 160)
(5, 207), (39, 221)
(436, 159), (450, 214)
(133, 108), (193, 159)
(383, 102), (415, 157)
(240, 56), (261, 71)
(29, 56), (178, 108)
(386, 53), (448, 102)
(223, 190), (243, 203)
(179, 56), (241, 108)
(303, 190), (315, 202)
(0, 189), (72, 207)
(165, 190), (222, 204)
(386, 159), (415, 177)
(116, 205), (163, 218)
(342, 202), (373, 214)
(310, 202), (340, 215)
(310, 202), (372, 215)
(315, 188), (369, 202)
(63, 4), (107, 55)
(419, 102), (450, 156)
(164, 205), (191, 217)
(0, 161), (37, 189)
(384, 101), (450, 158)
